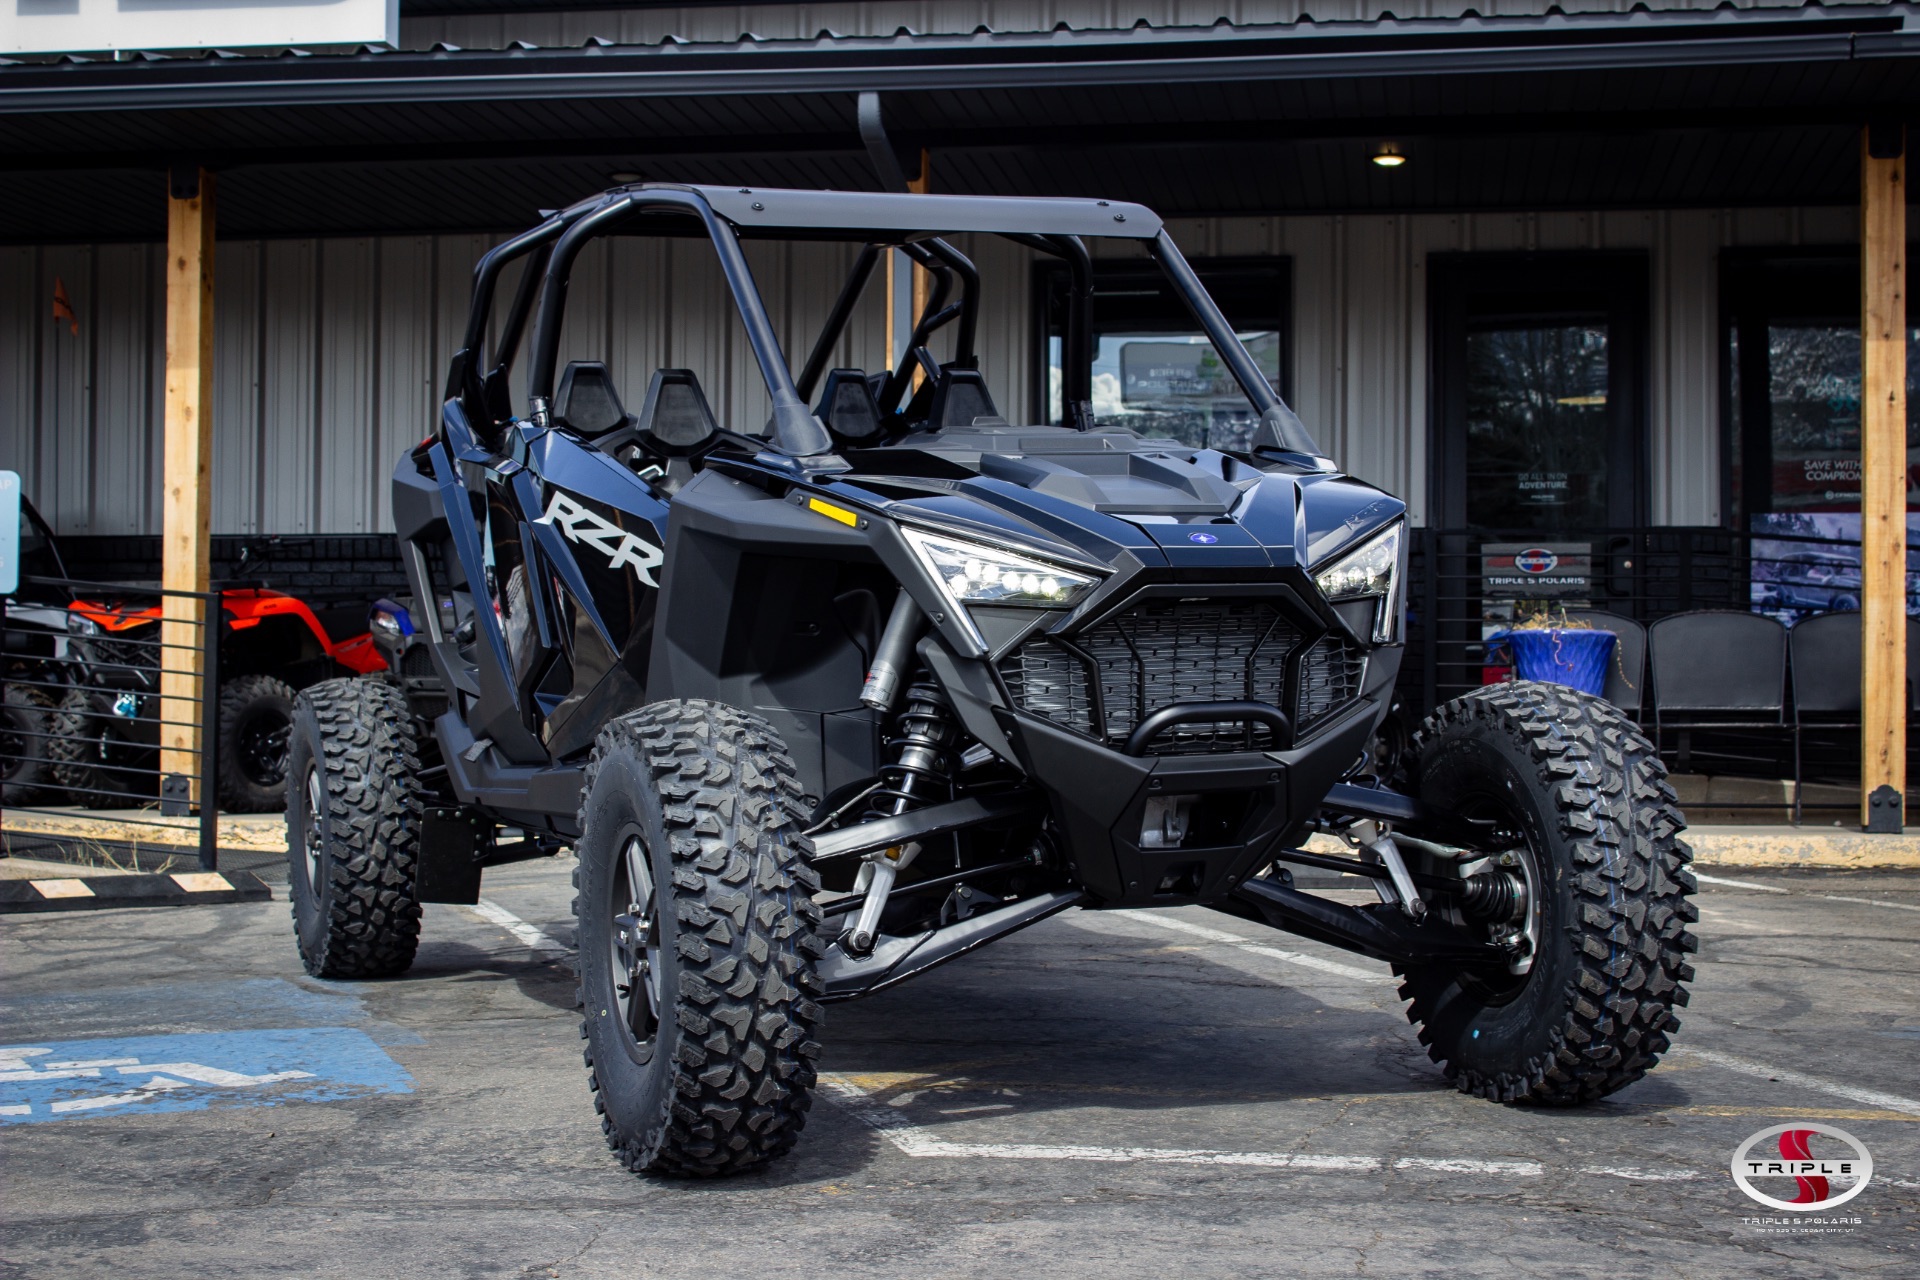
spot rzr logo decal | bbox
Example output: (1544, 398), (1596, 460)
(536, 492), (664, 588)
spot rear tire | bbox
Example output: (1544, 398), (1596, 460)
(1399, 681), (1698, 1104)
(285, 678), (424, 978)
(573, 699), (826, 1178)
(217, 675), (296, 813)
(1, 683), (58, 804)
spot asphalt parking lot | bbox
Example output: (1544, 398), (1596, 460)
(3, 856), (1916, 1278)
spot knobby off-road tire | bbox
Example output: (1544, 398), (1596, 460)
(1400, 681), (1698, 1105)
(574, 699), (826, 1178)
(1, 683), (58, 804)
(218, 674), (297, 813)
(285, 677), (425, 978)
(47, 686), (155, 807)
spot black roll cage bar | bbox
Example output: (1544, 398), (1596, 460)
(443, 184), (1321, 460)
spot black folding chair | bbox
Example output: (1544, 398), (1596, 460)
(1561, 608), (1647, 718)
(1788, 613), (1920, 822)
(1648, 610), (1789, 780)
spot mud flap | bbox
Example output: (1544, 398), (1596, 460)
(415, 808), (484, 904)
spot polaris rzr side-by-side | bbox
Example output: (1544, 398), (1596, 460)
(286, 184), (1697, 1178)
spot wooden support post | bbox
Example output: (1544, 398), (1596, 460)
(1861, 124), (1906, 832)
(909, 150), (931, 393)
(160, 166), (216, 803)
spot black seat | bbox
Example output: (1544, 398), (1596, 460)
(1648, 609), (1788, 783)
(553, 361), (628, 438)
(815, 368), (885, 444)
(623, 369), (721, 495)
(929, 368), (1003, 429)
(634, 369), (719, 455)
(1560, 608), (1646, 715)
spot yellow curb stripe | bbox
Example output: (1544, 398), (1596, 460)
(168, 872), (232, 893)
(30, 879), (94, 899)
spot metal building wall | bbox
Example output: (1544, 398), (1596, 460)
(401, 0), (1817, 52)
(0, 205), (1862, 537)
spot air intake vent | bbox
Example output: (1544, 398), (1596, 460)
(999, 597), (1365, 756)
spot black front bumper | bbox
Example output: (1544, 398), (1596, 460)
(993, 685), (1389, 907)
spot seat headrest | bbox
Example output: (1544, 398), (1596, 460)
(815, 369), (883, 443)
(636, 368), (719, 453)
(554, 361), (627, 437)
(930, 368), (1001, 429)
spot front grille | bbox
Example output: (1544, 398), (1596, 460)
(999, 597), (1365, 756)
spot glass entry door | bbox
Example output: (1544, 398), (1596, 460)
(1432, 254), (1648, 530)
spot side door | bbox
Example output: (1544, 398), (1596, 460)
(515, 428), (672, 759)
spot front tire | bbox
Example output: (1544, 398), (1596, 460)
(574, 699), (826, 1178)
(285, 678), (425, 978)
(1399, 681), (1698, 1104)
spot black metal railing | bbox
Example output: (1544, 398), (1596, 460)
(2, 575), (221, 870)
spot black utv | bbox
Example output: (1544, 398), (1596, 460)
(286, 184), (1697, 1178)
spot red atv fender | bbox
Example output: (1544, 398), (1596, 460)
(70, 590), (387, 676)
(219, 590), (388, 676)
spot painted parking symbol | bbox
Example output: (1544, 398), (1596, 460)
(0, 1029), (412, 1123)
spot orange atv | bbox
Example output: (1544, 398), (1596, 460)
(50, 584), (386, 812)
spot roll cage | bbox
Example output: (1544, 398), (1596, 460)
(442, 183), (1324, 462)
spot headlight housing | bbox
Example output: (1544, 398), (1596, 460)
(1312, 522), (1402, 644)
(902, 527), (1099, 640)
(66, 610), (101, 637)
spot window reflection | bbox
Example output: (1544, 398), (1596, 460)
(1048, 331), (1282, 451)
(1463, 323), (1611, 529)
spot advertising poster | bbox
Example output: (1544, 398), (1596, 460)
(1749, 512), (1920, 623)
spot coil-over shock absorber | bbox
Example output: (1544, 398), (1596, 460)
(844, 593), (964, 954)
(845, 676), (963, 954)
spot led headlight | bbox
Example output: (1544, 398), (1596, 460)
(1312, 522), (1402, 644)
(902, 528), (1099, 639)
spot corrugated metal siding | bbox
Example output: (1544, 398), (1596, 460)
(401, 0), (1826, 52)
(0, 205), (1871, 537)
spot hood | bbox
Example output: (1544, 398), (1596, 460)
(838, 424), (1403, 572)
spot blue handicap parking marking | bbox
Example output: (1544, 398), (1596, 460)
(0, 1028), (412, 1124)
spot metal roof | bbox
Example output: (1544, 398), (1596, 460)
(2, 5), (1916, 239)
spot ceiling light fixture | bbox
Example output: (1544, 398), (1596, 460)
(1371, 143), (1407, 169)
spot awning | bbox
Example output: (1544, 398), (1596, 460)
(3, 4), (1917, 239)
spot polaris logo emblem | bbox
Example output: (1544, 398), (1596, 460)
(1188, 532), (1220, 544)
(1514, 547), (1558, 574)
(536, 492), (664, 588)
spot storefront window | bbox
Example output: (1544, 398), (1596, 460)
(1462, 322), (1612, 530)
(1725, 251), (1920, 520)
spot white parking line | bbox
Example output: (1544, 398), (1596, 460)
(1693, 873), (1788, 893)
(1820, 893), (1920, 913)
(464, 900), (571, 962)
(1085, 910), (1398, 987)
(1677, 1048), (1920, 1118)
(821, 1074), (1544, 1177)
(1694, 871), (1918, 913)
